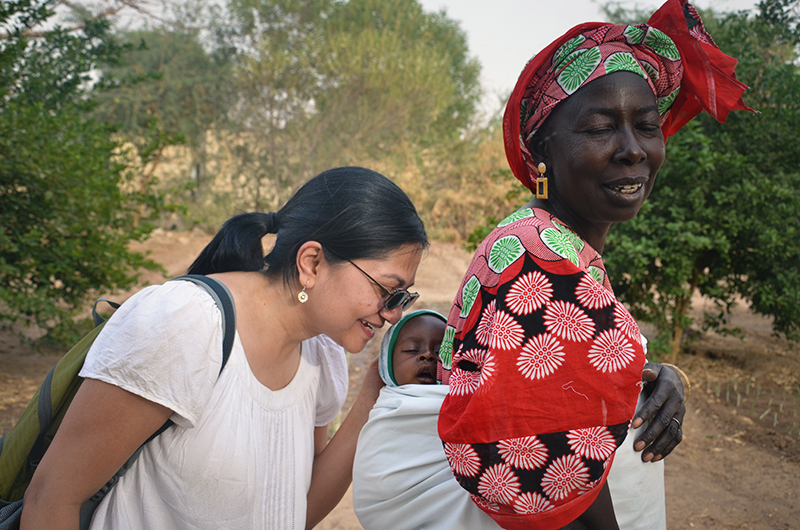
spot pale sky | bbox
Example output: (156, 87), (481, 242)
(416, 0), (758, 113)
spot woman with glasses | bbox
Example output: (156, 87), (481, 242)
(21, 167), (428, 530)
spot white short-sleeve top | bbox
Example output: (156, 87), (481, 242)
(79, 280), (349, 529)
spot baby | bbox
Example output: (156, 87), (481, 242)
(378, 310), (444, 386)
(354, 310), (501, 530)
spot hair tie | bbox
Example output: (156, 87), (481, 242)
(265, 212), (279, 233)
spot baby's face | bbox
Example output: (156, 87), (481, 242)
(392, 314), (446, 385)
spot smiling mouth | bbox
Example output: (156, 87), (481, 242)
(608, 183), (644, 195)
(360, 320), (375, 333)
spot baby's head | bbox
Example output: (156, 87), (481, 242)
(378, 310), (447, 387)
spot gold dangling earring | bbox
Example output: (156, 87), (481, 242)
(297, 282), (309, 303)
(536, 162), (549, 200)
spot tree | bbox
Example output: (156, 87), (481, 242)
(214, 0), (481, 209)
(0, 0), (169, 343)
(603, 0), (800, 360)
(95, 27), (232, 198)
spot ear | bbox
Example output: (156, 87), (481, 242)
(529, 133), (549, 166)
(296, 241), (325, 289)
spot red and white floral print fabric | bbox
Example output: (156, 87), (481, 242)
(437, 208), (645, 529)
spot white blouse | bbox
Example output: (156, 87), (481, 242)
(79, 281), (349, 529)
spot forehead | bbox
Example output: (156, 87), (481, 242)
(551, 71), (658, 123)
(396, 315), (446, 342)
(368, 244), (423, 287)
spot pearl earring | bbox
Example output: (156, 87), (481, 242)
(298, 283), (309, 303)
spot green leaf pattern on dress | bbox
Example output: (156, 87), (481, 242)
(497, 208), (534, 228)
(644, 28), (680, 60)
(488, 235), (525, 273)
(520, 99), (530, 129)
(460, 275), (481, 318)
(557, 47), (602, 94)
(553, 220), (584, 252)
(604, 52), (647, 79)
(439, 326), (456, 370)
(588, 266), (606, 285)
(553, 35), (586, 69)
(541, 228), (580, 266)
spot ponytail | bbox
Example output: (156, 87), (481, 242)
(187, 212), (278, 275)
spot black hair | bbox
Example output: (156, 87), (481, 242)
(187, 167), (428, 285)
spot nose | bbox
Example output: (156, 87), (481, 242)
(418, 349), (436, 362)
(614, 128), (646, 165)
(380, 304), (404, 325)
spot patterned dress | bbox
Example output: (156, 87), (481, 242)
(438, 207), (645, 529)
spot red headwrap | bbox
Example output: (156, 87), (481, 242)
(503, 0), (754, 193)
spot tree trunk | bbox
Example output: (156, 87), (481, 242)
(668, 269), (701, 363)
(191, 131), (207, 201)
(133, 146), (164, 228)
(669, 325), (684, 364)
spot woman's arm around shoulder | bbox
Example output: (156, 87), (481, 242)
(21, 379), (173, 530)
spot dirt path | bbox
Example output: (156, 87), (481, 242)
(1, 230), (798, 529)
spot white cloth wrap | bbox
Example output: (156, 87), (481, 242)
(607, 391), (667, 530)
(353, 384), (502, 530)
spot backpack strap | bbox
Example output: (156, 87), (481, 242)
(92, 298), (121, 327)
(78, 275), (237, 529)
(172, 274), (237, 374)
(140, 275), (237, 444)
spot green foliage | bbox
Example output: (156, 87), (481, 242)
(213, 0), (481, 209)
(97, 29), (228, 146)
(604, 0), (800, 358)
(0, 1), (170, 344)
(325, 0), (480, 144)
(95, 27), (231, 198)
(84, 0), (487, 234)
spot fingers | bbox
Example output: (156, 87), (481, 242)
(633, 363), (683, 428)
(632, 363), (687, 460)
(359, 357), (385, 402)
(637, 408), (683, 462)
(641, 361), (659, 383)
(635, 403), (685, 461)
(651, 424), (683, 461)
(634, 393), (686, 460)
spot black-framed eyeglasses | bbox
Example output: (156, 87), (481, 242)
(346, 259), (419, 311)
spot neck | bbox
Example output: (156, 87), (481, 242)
(217, 271), (312, 361)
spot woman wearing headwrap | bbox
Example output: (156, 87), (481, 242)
(438, 1), (752, 528)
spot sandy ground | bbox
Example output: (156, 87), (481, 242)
(1, 229), (798, 529)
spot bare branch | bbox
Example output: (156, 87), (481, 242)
(0, 0), (184, 40)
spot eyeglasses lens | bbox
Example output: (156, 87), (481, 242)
(384, 291), (419, 311)
(403, 292), (419, 310)
(384, 292), (406, 310)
